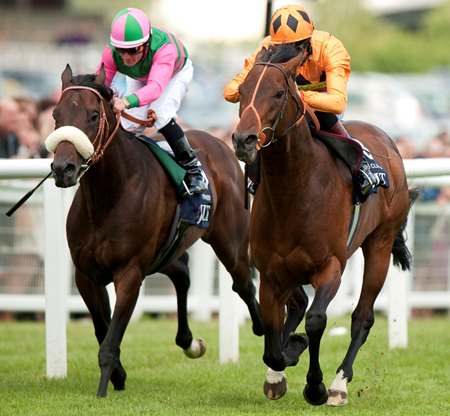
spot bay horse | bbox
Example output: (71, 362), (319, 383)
(46, 64), (263, 397)
(232, 44), (415, 406)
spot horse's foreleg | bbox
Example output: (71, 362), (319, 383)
(162, 253), (206, 358)
(75, 270), (128, 396)
(75, 270), (111, 344)
(327, 248), (391, 407)
(304, 258), (342, 406)
(259, 276), (288, 400)
(97, 270), (142, 398)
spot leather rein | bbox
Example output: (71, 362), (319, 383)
(242, 61), (319, 149)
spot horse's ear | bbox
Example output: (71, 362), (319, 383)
(95, 65), (106, 86)
(255, 47), (268, 63)
(61, 64), (73, 89)
(285, 53), (305, 79)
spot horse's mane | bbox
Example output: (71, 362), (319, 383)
(70, 73), (114, 101)
(261, 43), (301, 64)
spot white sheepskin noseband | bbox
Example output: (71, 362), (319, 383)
(45, 126), (94, 159)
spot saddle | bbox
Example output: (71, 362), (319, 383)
(311, 128), (389, 203)
(134, 134), (213, 274)
(312, 129), (363, 177)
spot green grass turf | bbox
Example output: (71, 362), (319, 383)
(0, 314), (448, 415)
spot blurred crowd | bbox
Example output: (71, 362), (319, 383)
(395, 130), (450, 316)
(0, 95), (57, 321)
(0, 96), (56, 159)
(395, 130), (450, 202)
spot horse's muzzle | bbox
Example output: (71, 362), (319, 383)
(232, 133), (258, 164)
(50, 161), (79, 188)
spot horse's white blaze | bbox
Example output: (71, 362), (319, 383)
(329, 369), (348, 393)
(45, 126), (94, 159)
(265, 368), (286, 384)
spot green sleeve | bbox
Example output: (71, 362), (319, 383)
(125, 94), (139, 108)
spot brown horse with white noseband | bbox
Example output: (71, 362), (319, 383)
(232, 43), (415, 406)
(46, 64), (263, 397)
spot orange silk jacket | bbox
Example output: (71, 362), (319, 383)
(223, 30), (351, 114)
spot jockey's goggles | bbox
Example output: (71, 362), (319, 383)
(115, 45), (144, 56)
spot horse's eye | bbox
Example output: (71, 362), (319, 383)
(88, 112), (99, 124)
(275, 90), (285, 99)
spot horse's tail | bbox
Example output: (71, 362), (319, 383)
(391, 188), (420, 271)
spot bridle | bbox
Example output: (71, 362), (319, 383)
(240, 61), (308, 149)
(241, 62), (319, 150)
(61, 86), (122, 167)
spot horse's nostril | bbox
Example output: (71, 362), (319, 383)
(51, 162), (77, 180)
(233, 132), (257, 148)
(64, 164), (76, 177)
(245, 135), (257, 145)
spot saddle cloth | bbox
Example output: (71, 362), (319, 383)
(135, 134), (212, 229)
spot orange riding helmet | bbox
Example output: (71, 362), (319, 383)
(270, 4), (314, 44)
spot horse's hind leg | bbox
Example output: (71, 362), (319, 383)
(282, 286), (309, 367)
(75, 270), (127, 395)
(208, 234), (264, 336)
(161, 252), (206, 358)
(327, 244), (392, 406)
(225, 259), (264, 336)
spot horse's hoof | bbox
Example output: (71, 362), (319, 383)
(111, 366), (127, 391)
(263, 369), (287, 400)
(252, 323), (265, 337)
(183, 338), (207, 359)
(303, 383), (329, 406)
(97, 385), (108, 398)
(326, 389), (348, 406)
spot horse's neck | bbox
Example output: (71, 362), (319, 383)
(262, 125), (318, 188)
(81, 132), (134, 203)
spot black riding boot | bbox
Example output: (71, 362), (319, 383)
(160, 119), (208, 196)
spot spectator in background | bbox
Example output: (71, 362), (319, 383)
(36, 98), (56, 153)
(0, 96), (48, 159)
(0, 98), (21, 158)
(420, 133), (449, 202)
(0, 96), (47, 321)
(410, 130), (450, 317)
(56, 20), (94, 47)
(434, 129), (450, 148)
(15, 97), (49, 159)
(394, 136), (418, 160)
